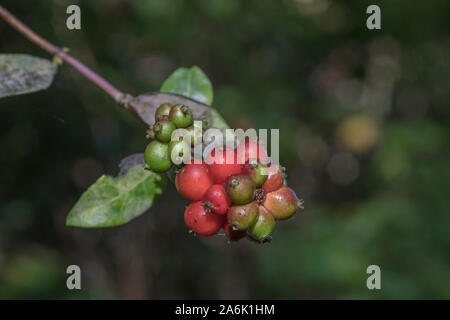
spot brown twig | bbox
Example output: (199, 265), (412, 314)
(0, 5), (127, 104)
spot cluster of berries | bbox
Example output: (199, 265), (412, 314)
(144, 103), (303, 243)
(144, 102), (199, 173)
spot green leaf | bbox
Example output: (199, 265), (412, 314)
(66, 165), (166, 228)
(0, 54), (56, 98)
(160, 66), (213, 105)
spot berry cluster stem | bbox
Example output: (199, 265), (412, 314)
(0, 5), (129, 105)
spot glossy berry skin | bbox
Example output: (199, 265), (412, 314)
(248, 206), (275, 243)
(223, 223), (247, 241)
(144, 140), (172, 173)
(206, 146), (242, 184)
(184, 201), (225, 236)
(168, 140), (191, 165)
(203, 184), (231, 215)
(153, 119), (176, 143)
(155, 102), (172, 121)
(236, 140), (269, 165)
(176, 161), (213, 201)
(262, 165), (284, 193)
(169, 104), (194, 128)
(243, 162), (267, 186)
(227, 201), (259, 230)
(225, 174), (256, 205)
(264, 186), (300, 220)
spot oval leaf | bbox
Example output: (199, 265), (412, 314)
(66, 165), (166, 228)
(0, 54), (56, 98)
(160, 66), (213, 105)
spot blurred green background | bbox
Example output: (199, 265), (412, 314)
(1, 0), (449, 299)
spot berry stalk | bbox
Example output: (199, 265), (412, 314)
(0, 5), (127, 104)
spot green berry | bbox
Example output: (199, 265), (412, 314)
(155, 102), (172, 121)
(144, 140), (172, 172)
(225, 174), (256, 205)
(185, 122), (203, 147)
(227, 201), (259, 231)
(168, 139), (191, 165)
(248, 206), (275, 243)
(243, 162), (268, 186)
(169, 104), (193, 128)
(153, 119), (176, 143)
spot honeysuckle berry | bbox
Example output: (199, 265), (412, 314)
(248, 206), (275, 243)
(184, 201), (225, 236)
(168, 139), (191, 165)
(227, 201), (259, 231)
(144, 140), (172, 173)
(169, 104), (193, 128)
(236, 140), (269, 165)
(225, 174), (256, 205)
(206, 146), (242, 184)
(155, 102), (173, 121)
(175, 161), (213, 201)
(262, 164), (284, 193)
(203, 184), (231, 215)
(185, 123), (203, 147)
(264, 186), (301, 220)
(153, 119), (176, 143)
(243, 162), (267, 186)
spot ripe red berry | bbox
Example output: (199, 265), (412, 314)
(203, 184), (231, 215)
(184, 201), (224, 236)
(206, 146), (242, 184)
(176, 161), (213, 201)
(223, 222), (247, 241)
(227, 201), (259, 230)
(262, 165), (284, 193)
(236, 140), (269, 165)
(264, 186), (301, 220)
(225, 174), (256, 205)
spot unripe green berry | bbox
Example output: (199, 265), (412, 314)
(185, 122), (204, 147)
(227, 201), (259, 231)
(153, 119), (176, 143)
(155, 102), (172, 121)
(225, 174), (255, 205)
(243, 162), (268, 186)
(168, 139), (191, 165)
(169, 104), (193, 128)
(144, 140), (172, 172)
(248, 206), (275, 243)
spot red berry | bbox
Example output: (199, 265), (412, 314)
(176, 161), (213, 201)
(236, 140), (269, 165)
(264, 186), (301, 220)
(184, 201), (224, 236)
(223, 223), (247, 241)
(225, 174), (256, 205)
(206, 146), (242, 184)
(262, 165), (284, 193)
(203, 184), (231, 215)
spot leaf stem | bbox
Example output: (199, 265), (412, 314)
(0, 5), (128, 104)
